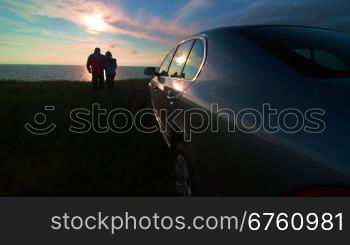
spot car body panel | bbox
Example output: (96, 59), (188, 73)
(149, 25), (350, 196)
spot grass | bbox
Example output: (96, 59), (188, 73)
(0, 80), (174, 196)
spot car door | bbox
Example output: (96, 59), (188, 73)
(158, 39), (196, 137)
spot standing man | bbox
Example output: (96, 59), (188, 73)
(86, 47), (106, 90)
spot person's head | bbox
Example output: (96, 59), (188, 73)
(105, 51), (112, 58)
(94, 47), (101, 54)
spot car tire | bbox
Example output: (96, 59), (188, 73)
(174, 142), (198, 197)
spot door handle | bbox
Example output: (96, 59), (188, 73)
(166, 90), (176, 100)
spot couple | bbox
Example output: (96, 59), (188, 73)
(86, 47), (117, 90)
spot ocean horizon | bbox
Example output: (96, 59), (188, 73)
(0, 64), (150, 81)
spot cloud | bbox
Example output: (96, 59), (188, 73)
(174, 0), (212, 23)
(110, 43), (119, 49)
(131, 49), (139, 55)
(131, 49), (138, 55)
(2, 0), (192, 44)
(219, 0), (350, 33)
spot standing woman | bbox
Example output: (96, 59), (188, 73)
(105, 51), (117, 89)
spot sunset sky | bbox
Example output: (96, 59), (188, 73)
(0, 0), (349, 66)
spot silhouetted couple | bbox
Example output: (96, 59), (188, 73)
(86, 47), (117, 90)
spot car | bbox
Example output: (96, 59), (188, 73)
(144, 25), (350, 196)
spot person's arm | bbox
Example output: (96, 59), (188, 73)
(86, 55), (92, 73)
(114, 59), (118, 71)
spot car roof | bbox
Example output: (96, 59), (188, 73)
(197, 24), (343, 36)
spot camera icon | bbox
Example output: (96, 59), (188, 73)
(25, 106), (56, 136)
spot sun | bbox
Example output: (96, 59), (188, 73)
(81, 13), (108, 33)
(175, 54), (187, 65)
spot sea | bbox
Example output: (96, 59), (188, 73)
(0, 64), (150, 81)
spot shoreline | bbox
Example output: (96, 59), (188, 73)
(0, 78), (150, 83)
(0, 65), (151, 82)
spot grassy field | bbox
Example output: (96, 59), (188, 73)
(0, 80), (174, 196)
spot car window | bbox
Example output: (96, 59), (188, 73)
(293, 49), (312, 59)
(159, 48), (176, 76)
(292, 49), (347, 71)
(182, 39), (205, 80)
(241, 27), (350, 79)
(168, 40), (195, 78)
(314, 50), (347, 71)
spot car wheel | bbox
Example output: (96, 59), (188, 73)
(175, 143), (197, 197)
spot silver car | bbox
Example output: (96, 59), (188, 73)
(145, 25), (350, 196)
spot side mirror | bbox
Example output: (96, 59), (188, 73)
(144, 67), (159, 76)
